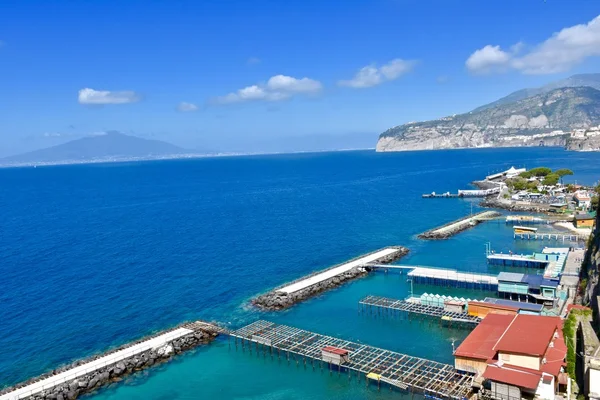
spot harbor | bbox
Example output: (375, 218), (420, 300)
(230, 320), (474, 399)
(1, 160), (596, 400)
(418, 210), (501, 239)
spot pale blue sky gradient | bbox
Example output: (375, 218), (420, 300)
(1, 0), (600, 156)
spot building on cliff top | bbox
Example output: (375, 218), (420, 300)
(486, 167), (526, 181)
(454, 314), (567, 400)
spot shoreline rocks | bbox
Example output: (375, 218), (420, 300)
(252, 246), (409, 311)
(0, 322), (220, 400)
(479, 197), (550, 213)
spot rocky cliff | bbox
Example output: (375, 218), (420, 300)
(583, 204), (600, 329)
(567, 135), (600, 151)
(377, 86), (600, 152)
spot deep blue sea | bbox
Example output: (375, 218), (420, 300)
(1, 148), (599, 399)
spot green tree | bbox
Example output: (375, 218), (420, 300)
(542, 173), (560, 186)
(555, 168), (574, 177)
(555, 169), (574, 184)
(519, 171), (533, 179)
(529, 167), (552, 177)
(509, 177), (528, 191)
(592, 195), (599, 210)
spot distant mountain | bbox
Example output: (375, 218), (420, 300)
(1, 131), (191, 165)
(472, 73), (600, 113)
(377, 76), (600, 152)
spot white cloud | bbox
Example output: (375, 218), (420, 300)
(78, 88), (140, 105)
(338, 58), (415, 88)
(177, 102), (199, 112)
(465, 45), (511, 74)
(266, 75), (322, 93)
(214, 75), (322, 105)
(466, 14), (600, 75)
(247, 57), (261, 65)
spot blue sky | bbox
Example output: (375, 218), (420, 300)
(1, 0), (600, 156)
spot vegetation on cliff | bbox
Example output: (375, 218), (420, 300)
(505, 167), (573, 191)
(377, 81), (600, 151)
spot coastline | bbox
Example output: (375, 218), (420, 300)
(0, 148), (375, 169)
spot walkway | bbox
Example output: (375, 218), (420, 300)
(0, 327), (194, 400)
(230, 320), (474, 399)
(277, 247), (402, 294)
(407, 267), (498, 290)
(359, 295), (480, 325)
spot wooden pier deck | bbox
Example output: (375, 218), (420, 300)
(230, 320), (474, 399)
(359, 296), (480, 325)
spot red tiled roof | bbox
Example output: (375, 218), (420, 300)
(483, 363), (542, 390)
(322, 346), (348, 355)
(541, 320), (567, 377)
(454, 314), (516, 360)
(494, 315), (561, 356)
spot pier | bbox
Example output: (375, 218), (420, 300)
(422, 188), (501, 198)
(359, 295), (480, 326)
(486, 253), (549, 269)
(407, 266), (498, 291)
(0, 322), (223, 400)
(513, 232), (583, 242)
(418, 211), (501, 240)
(230, 320), (474, 399)
(252, 246), (409, 310)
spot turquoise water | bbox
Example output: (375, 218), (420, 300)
(1, 148), (598, 399)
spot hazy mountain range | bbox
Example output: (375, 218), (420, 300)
(0, 131), (193, 166)
(1, 130), (377, 167)
(377, 73), (600, 152)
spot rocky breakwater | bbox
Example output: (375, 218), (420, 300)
(418, 210), (502, 239)
(252, 246), (409, 311)
(480, 197), (550, 213)
(0, 321), (221, 400)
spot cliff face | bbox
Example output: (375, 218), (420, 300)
(377, 87), (600, 152)
(583, 204), (600, 329)
(567, 135), (600, 151)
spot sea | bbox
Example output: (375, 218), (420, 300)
(1, 147), (599, 400)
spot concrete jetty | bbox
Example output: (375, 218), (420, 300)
(252, 246), (409, 310)
(0, 321), (224, 400)
(418, 210), (501, 240)
(230, 320), (474, 399)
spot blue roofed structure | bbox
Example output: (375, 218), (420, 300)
(497, 272), (558, 304)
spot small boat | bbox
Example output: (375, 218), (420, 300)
(513, 226), (538, 234)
